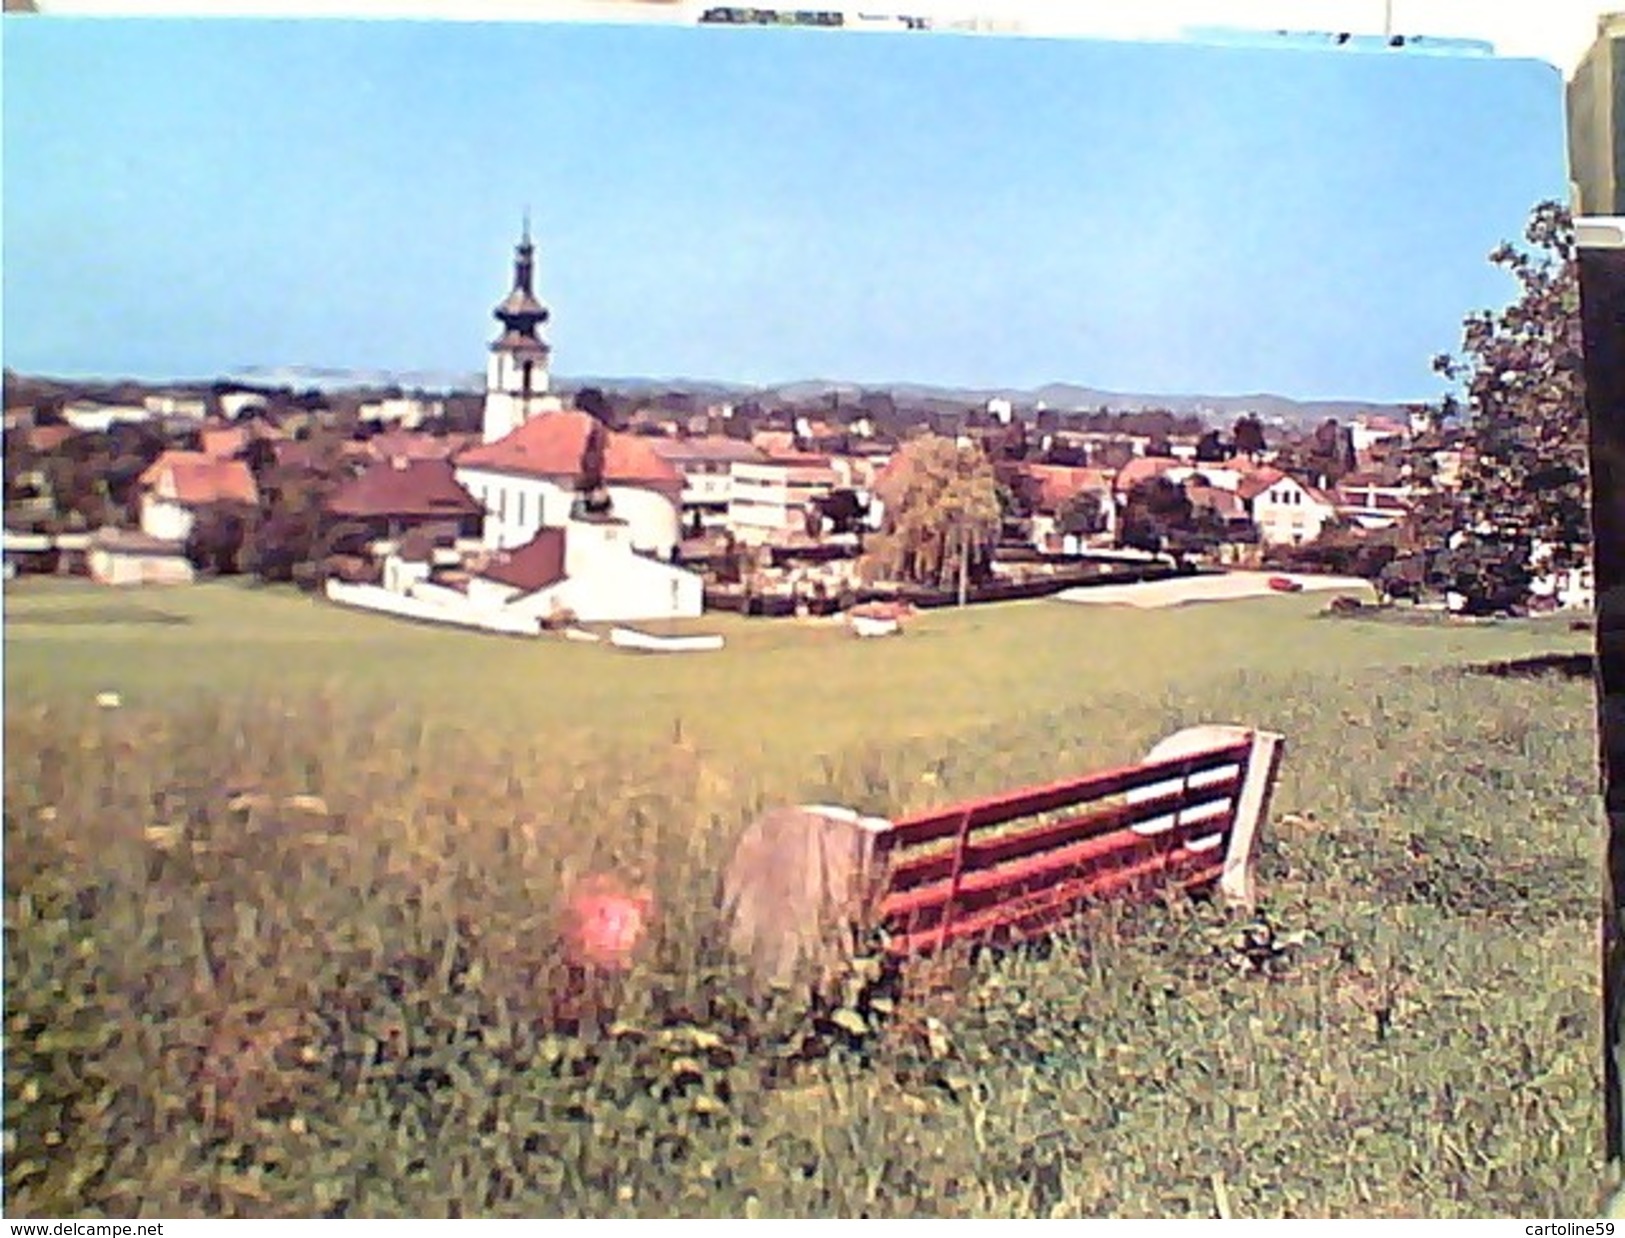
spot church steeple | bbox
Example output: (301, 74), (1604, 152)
(493, 220), (550, 339)
(482, 219), (555, 444)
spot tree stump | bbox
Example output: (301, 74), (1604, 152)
(720, 804), (892, 996)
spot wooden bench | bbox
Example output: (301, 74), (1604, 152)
(723, 725), (1286, 988)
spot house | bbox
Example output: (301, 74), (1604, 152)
(87, 528), (196, 587)
(466, 518), (703, 624)
(1237, 469), (1338, 545)
(454, 409), (685, 557)
(1112, 456), (1188, 501)
(216, 389), (274, 422)
(1336, 475), (1415, 531)
(1166, 435), (1202, 463)
(3, 527), (55, 577)
(751, 430), (798, 458)
(358, 396), (445, 430)
(1185, 483), (1251, 527)
(137, 451), (259, 543)
(1020, 463), (1117, 551)
(827, 454), (885, 493)
(144, 394), (208, 421)
(362, 430), (476, 464)
(62, 401), (153, 434)
(1185, 484), (1257, 562)
(22, 424), (79, 456)
(728, 454), (839, 545)
(198, 417), (282, 461)
(325, 457), (485, 547)
(649, 436), (767, 535)
(379, 527), (458, 594)
(1351, 414), (1410, 459)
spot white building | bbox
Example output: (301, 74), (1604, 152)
(1350, 414), (1410, 458)
(359, 396), (446, 430)
(1238, 469), (1338, 546)
(455, 409), (683, 556)
(1336, 478), (1415, 531)
(468, 519), (703, 624)
(144, 394), (208, 420)
(727, 455), (839, 544)
(62, 401), (152, 433)
(649, 436), (768, 534)
(137, 451), (259, 543)
(217, 390), (272, 422)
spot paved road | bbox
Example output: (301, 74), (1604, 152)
(1054, 571), (1375, 610)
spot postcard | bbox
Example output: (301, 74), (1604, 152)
(2, 13), (1597, 1219)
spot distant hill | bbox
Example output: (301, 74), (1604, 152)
(566, 376), (1412, 427)
(21, 364), (1416, 428)
(227, 366), (484, 394)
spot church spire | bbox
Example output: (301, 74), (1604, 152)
(494, 220), (549, 334)
(483, 219), (554, 443)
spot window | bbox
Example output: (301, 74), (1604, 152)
(517, 491), (527, 527)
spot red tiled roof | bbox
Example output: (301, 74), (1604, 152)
(648, 436), (766, 466)
(1186, 484), (1247, 520)
(199, 418), (282, 460)
(273, 440), (323, 471)
(1021, 464), (1113, 514)
(751, 430), (797, 456)
(1113, 456), (1185, 495)
(1236, 468), (1288, 502)
(1360, 415), (1409, 433)
(326, 458), (484, 520)
(477, 527), (567, 594)
(1239, 468), (1337, 507)
(139, 451), (259, 507)
(23, 424), (79, 454)
(760, 451), (833, 468)
(456, 410), (682, 494)
(364, 430), (460, 463)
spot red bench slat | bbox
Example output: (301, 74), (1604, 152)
(875, 740), (1252, 851)
(881, 771), (1242, 895)
(879, 809), (1233, 927)
(886, 843), (1226, 956)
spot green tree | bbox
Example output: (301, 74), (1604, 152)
(184, 504), (250, 575)
(1056, 489), (1107, 538)
(1402, 200), (1587, 612)
(866, 434), (1002, 601)
(1120, 476), (1192, 556)
(1233, 414), (1267, 457)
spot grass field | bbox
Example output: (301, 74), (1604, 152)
(2, 577), (1608, 1217)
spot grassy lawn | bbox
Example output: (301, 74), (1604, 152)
(1, 576), (1606, 1217)
(1, 577), (1593, 793)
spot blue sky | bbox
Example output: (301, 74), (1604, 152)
(3, 19), (1568, 401)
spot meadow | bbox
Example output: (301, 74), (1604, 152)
(2, 578), (1607, 1217)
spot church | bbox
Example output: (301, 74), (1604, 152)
(452, 227), (685, 561)
(445, 226), (703, 625)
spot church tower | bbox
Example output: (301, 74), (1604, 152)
(482, 221), (554, 444)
